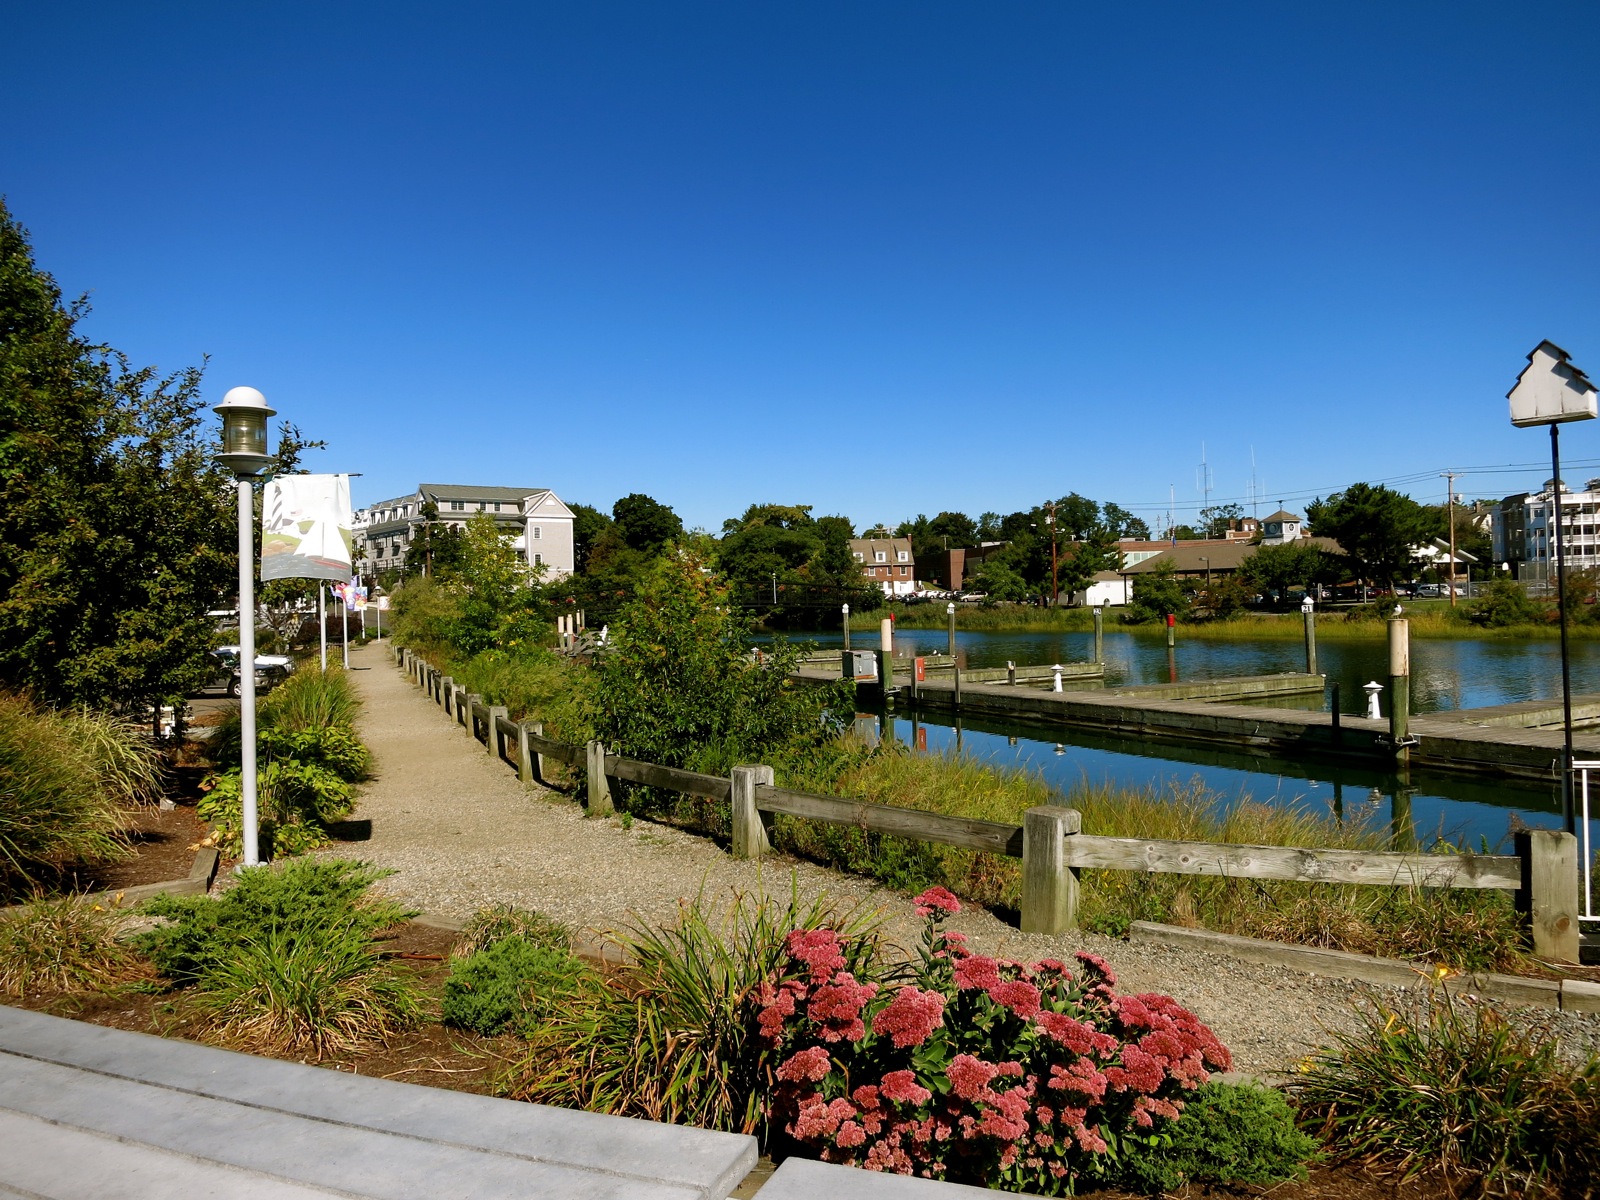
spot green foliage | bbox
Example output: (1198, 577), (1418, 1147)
(137, 857), (411, 987)
(443, 647), (591, 745)
(0, 898), (148, 998)
(1467, 578), (1549, 628)
(587, 554), (852, 795)
(1126, 562), (1190, 624)
(612, 492), (683, 554)
(0, 692), (167, 894)
(1114, 1082), (1318, 1192)
(0, 200), (235, 709)
(442, 936), (593, 1035)
(1296, 989), (1600, 1197)
(1194, 574), (1254, 620)
(969, 559), (1029, 602)
(193, 916), (424, 1057)
(199, 757), (358, 857)
(504, 890), (882, 1134)
(1306, 482), (1431, 588)
(1198, 502), (1245, 539)
(455, 902), (572, 958)
(1241, 540), (1336, 596)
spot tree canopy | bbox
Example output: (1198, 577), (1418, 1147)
(1306, 483), (1430, 588)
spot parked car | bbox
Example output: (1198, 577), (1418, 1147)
(202, 646), (295, 697)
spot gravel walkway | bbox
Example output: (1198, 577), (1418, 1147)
(344, 642), (1600, 1076)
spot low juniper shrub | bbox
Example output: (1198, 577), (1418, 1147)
(760, 887), (1234, 1194)
(1113, 1080), (1318, 1193)
(442, 936), (592, 1036)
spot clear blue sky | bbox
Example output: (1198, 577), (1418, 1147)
(7, 2), (1600, 532)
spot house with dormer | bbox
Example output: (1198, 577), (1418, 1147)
(355, 483), (575, 580)
(850, 537), (917, 597)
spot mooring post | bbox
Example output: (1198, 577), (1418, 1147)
(1303, 600), (1318, 675)
(953, 663), (962, 709)
(487, 705), (508, 758)
(1006, 660), (1016, 686)
(1165, 612), (1175, 649)
(1388, 617), (1410, 764)
(1516, 828), (1581, 963)
(842, 603), (850, 651)
(730, 764), (775, 859)
(1330, 681), (1342, 746)
(946, 601), (957, 658)
(585, 740), (613, 816)
(1021, 806), (1082, 934)
(1094, 604), (1105, 665)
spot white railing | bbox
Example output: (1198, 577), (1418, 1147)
(1575, 760), (1600, 923)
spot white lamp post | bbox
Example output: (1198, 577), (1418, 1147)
(1508, 341), (1598, 833)
(841, 602), (850, 651)
(214, 386), (275, 866)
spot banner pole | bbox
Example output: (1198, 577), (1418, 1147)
(319, 587), (327, 672)
(342, 594), (350, 669)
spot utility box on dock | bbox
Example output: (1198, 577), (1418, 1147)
(842, 650), (878, 682)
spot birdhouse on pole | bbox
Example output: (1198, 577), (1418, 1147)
(1508, 340), (1598, 427)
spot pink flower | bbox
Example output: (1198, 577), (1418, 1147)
(879, 1069), (932, 1106)
(1105, 1046), (1165, 1094)
(808, 973), (879, 1042)
(1047, 1059), (1108, 1104)
(792, 1096), (857, 1140)
(946, 1053), (999, 1101)
(871, 985), (946, 1048)
(988, 980), (1042, 1020)
(952, 955), (1002, 991)
(1035, 1010), (1113, 1056)
(835, 1120), (866, 1148)
(912, 886), (961, 918)
(777, 1046), (832, 1083)
(787, 929), (846, 982)
(1074, 951), (1118, 989)
(1073, 1123), (1108, 1154)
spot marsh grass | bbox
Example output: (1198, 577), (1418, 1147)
(0, 898), (151, 998)
(454, 902), (572, 957)
(0, 693), (165, 895)
(1295, 988), (1600, 1197)
(503, 887), (883, 1134)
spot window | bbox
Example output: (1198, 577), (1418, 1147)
(534, 553), (543, 566)
(493, 502), (501, 512)
(477, 501), (485, 512)
(450, 500), (464, 511)
(900, 566), (909, 575)
(532, 525), (542, 540)
(897, 551), (908, 562)
(853, 552), (864, 562)
(875, 551), (886, 563)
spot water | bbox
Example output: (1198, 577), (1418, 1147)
(776, 627), (1593, 846)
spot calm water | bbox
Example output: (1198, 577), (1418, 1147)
(777, 628), (1597, 846)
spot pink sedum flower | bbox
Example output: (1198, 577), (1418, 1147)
(872, 985), (946, 1048)
(912, 886), (961, 918)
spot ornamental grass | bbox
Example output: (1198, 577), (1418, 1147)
(0, 897), (151, 998)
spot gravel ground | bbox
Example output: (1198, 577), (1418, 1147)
(345, 642), (1600, 1077)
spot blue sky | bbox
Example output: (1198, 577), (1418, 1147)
(7, 2), (1600, 532)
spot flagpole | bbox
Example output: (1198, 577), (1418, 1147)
(319, 587), (327, 672)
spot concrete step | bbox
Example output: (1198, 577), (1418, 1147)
(758, 1158), (999, 1197)
(0, 1005), (755, 1199)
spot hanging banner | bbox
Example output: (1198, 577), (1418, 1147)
(261, 474), (354, 582)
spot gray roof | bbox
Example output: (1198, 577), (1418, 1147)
(1264, 509), (1301, 522)
(418, 483), (544, 502)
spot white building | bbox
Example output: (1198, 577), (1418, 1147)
(1492, 479), (1600, 588)
(354, 483), (575, 581)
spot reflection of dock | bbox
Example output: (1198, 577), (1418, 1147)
(794, 665), (1600, 783)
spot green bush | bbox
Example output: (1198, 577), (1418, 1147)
(1295, 988), (1600, 1196)
(210, 667), (363, 766)
(137, 857), (411, 986)
(1114, 1082), (1318, 1192)
(1467, 578), (1549, 628)
(455, 902), (571, 958)
(0, 692), (163, 895)
(1125, 562), (1189, 624)
(442, 936), (593, 1036)
(198, 758), (358, 857)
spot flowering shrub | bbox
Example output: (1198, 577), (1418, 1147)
(757, 887), (1232, 1193)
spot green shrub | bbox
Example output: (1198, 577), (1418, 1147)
(0, 693), (163, 894)
(442, 937), (593, 1036)
(0, 898), (149, 998)
(209, 666), (363, 767)
(1295, 989), (1600, 1196)
(1114, 1082), (1318, 1193)
(194, 917), (423, 1056)
(137, 857), (412, 986)
(444, 648), (591, 746)
(455, 902), (570, 958)
(198, 757), (358, 857)
(1467, 578), (1550, 628)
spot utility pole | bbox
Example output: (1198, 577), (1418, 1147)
(1443, 471), (1458, 607)
(1047, 500), (1058, 609)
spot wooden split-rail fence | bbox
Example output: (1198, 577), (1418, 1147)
(394, 646), (1584, 961)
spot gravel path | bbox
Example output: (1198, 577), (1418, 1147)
(344, 642), (1600, 1076)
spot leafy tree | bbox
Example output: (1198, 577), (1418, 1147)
(1240, 541), (1333, 598)
(1055, 524), (1120, 604)
(1126, 562), (1190, 624)
(401, 501), (466, 578)
(722, 503), (814, 534)
(0, 200), (234, 709)
(1198, 503), (1244, 539)
(927, 510), (977, 549)
(1165, 523), (1199, 541)
(1101, 502), (1151, 540)
(1052, 493), (1101, 542)
(612, 493), (683, 553)
(437, 513), (549, 655)
(1466, 579), (1548, 628)
(570, 503), (613, 574)
(1195, 575), (1253, 620)
(970, 559), (1028, 602)
(1306, 483), (1431, 590)
(975, 512), (1004, 541)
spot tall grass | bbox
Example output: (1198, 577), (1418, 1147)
(211, 666), (363, 764)
(775, 747), (1529, 972)
(0, 898), (151, 998)
(0, 693), (164, 895)
(444, 648), (591, 744)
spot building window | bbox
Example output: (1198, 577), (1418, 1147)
(534, 553), (543, 566)
(532, 525), (541, 540)
(897, 551), (908, 562)
(450, 500), (464, 511)
(493, 502), (501, 512)
(900, 566), (909, 575)
(477, 501), (485, 512)
(875, 551), (886, 563)
(853, 552), (864, 562)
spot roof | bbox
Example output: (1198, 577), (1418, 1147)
(1119, 540), (1257, 575)
(850, 537), (914, 554)
(1264, 509), (1301, 522)
(418, 483), (544, 502)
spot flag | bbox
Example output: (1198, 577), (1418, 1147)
(261, 475), (354, 581)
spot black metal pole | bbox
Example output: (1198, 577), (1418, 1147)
(1552, 423), (1576, 833)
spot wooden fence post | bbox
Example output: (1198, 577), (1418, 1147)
(515, 721), (538, 783)
(1021, 806), (1081, 934)
(586, 740), (614, 816)
(1516, 829), (1580, 963)
(487, 705), (508, 758)
(731, 764), (775, 859)
(441, 677), (454, 714)
(461, 692), (478, 731)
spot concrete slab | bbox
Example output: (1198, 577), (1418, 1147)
(756, 1158), (998, 1197)
(0, 1006), (755, 1200)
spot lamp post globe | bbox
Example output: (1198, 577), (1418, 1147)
(213, 386), (277, 478)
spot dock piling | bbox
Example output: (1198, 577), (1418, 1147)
(1303, 603), (1318, 675)
(1094, 605), (1105, 664)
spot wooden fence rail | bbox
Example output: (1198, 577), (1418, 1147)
(392, 645), (1581, 961)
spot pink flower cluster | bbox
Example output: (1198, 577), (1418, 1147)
(759, 888), (1234, 1195)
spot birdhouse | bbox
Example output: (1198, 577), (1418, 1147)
(1508, 340), (1597, 428)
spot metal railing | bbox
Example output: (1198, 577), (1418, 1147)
(1576, 759), (1600, 924)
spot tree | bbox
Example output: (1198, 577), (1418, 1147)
(570, 503), (613, 574)
(0, 200), (234, 709)
(1101, 502), (1150, 540)
(927, 510), (977, 549)
(1198, 503), (1244, 539)
(1126, 563), (1190, 624)
(970, 559), (1028, 602)
(1240, 541), (1333, 599)
(1056, 524), (1120, 603)
(1306, 483), (1430, 590)
(437, 512), (549, 655)
(402, 501), (466, 578)
(1053, 493), (1101, 542)
(612, 493), (683, 553)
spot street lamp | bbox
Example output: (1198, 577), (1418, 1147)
(214, 386), (275, 867)
(1508, 341), (1598, 833)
